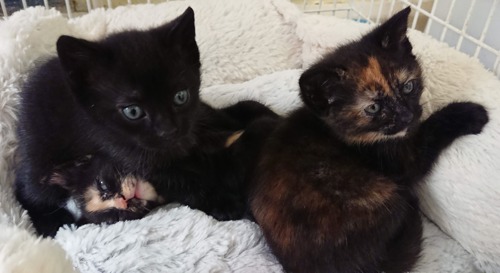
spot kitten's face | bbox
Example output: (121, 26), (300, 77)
(57, 8), (200, 153)
(81, 163), (164, 216)
(50, 156), (164, 222)
(300, 7), (423, 144)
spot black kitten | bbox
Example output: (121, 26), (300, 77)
(15, 7), (277, 236)
(249, 7), (489, 273)
(15, 8), (202, 236)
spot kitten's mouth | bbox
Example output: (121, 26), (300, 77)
(383, 126), (408, 137)
(140, 133), (195, 153)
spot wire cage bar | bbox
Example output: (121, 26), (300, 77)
(299, 0), (500, 78)
(0, 0), (499, 78)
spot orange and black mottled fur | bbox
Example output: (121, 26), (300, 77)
(249, 8), (489, 273)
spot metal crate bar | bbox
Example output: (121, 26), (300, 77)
(410, 0), (423, 29)
(436, 0), (457, 42)
(399, 0), (500, 71)
(86, 0), (92, 12)
(375, 0), (384, 24)
(1, 0), (7, 17)
(473, 1), (497, 58)
(455, 0), (477, 51)
(65, 0), (73, 18)
(387, 0), (396, 17)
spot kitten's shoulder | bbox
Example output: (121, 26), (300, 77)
(279, 107), (330, 137)
(28, 56), (65, 80)
(23, 56), (69, 97)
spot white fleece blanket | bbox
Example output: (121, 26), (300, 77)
(1, 1), (499, 272)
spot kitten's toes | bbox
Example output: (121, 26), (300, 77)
(441, 102), (489, 135)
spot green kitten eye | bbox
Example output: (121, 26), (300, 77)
(402, 80), (414, 94)
(122, 105), (145, 120)
(173, 90), (189, 106)
(365, 103), (381, 115)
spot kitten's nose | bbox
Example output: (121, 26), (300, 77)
(400, 111), (414, 124)
(114, 196), (128, 209)
(155, 125), (177, 137)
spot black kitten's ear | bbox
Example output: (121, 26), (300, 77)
(299, 66), (345, 114)
(156, 7), (199, 65)
(57, 35), (104, 80)
(158, 7), (196, 45)
(370, 7), (411, 50)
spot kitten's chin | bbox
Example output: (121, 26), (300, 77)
(384, 128), (408, 138)
(346, 129), (408, 144)
(139, 136), (196, 157)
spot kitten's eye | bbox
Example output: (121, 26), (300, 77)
(365, 103), (381, 115)
(122, 105), (145, 120)
(96, 178), (109, 192)
(173, 90), (189, 106)
(402, 80), (415, 94)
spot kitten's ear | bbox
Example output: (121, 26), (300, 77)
(299, 66), (345, 114)
(156, 7), (199, 65)
(47, 172), (70, 189)
(370, 7), (411, 50)
(57, 35), (104, 79)
(158, 7), (196, 45)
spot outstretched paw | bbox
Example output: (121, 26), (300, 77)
(436, 102), (489, 136)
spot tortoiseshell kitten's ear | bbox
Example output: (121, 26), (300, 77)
(364, 6), (412, 52)
(299, 66), (347, 115)
(46, 155), (94, 189)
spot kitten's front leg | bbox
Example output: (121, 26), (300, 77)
(413, 102), (488, 176)
(221, 100), (279, 127)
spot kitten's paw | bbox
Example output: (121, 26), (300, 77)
(437, 102), (489, 135)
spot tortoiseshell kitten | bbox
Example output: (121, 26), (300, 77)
(249, 7), (489, 273)
(48, 155), (164, 229)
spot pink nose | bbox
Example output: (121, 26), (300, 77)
(115, 197), (128, 209)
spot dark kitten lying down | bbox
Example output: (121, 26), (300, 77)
(15, 8), (203, 237)
(15, 7), (277, 237)
(250, 7), (489, 273)
(48, 155), (164, 226)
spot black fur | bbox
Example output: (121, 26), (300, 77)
(152, 112), (280, 220)
(249, 7), (489, 273)
(15, 7), (277, 236)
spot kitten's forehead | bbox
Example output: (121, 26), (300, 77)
(356, 57), (392, 97)
(349, 56), (420, 97)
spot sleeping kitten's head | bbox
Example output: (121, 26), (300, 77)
(299, 7), (423, 144)
(56, 8), (200, 155)
(49, 155), (164, 224)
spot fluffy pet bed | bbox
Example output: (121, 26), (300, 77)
(0, 0), (499, 272)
